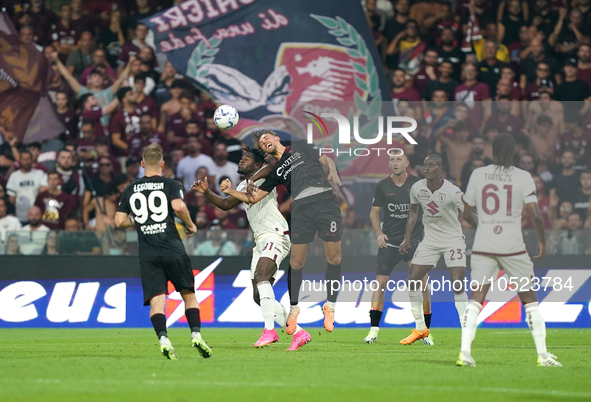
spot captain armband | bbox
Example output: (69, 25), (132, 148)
(524, 194), (538, 204)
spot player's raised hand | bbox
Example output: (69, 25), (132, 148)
(399, 238), (410, 254)
(190, 178), (208, 194)
(377, 233), (388, 249)
(220, 178), (232, 194)
(185, 222), (197, 238)
(533, 241), (545, 259)
(328, 171), (342, 186)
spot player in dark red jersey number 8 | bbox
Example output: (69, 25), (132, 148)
(221, 130), (343, 334)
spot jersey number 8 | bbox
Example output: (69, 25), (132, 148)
(130, 191), (169, 224)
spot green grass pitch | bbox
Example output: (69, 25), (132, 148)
(0, 328), (589, 402)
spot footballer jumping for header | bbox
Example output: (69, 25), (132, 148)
(221, 130), (343, 339)
(192, 147), (311, 351)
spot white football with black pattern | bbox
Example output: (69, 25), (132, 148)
(214, 105), (239, 130)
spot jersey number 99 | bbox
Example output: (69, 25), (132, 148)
(130, 191), (169, 224)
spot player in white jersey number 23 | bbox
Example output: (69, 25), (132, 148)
(399, 154), (469, 346)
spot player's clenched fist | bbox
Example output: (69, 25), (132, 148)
(185, 222), (197, 238)
(220, 178), (232, 194)
(191, 178), (208, 193)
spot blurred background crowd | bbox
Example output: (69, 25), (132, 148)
(0, 0), (590, 256)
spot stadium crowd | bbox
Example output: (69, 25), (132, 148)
(0, 0), (590, 256)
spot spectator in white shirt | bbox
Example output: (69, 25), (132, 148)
(176, 135), (216, 191)
(6, 151), (48, 224)
(210, 143), (241, 194)
(22, 206), (50, 233)
(0, 198), (21, 243)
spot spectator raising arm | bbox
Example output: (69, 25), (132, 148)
(50, 51), (82, 94)
(110, 55), (136, 95)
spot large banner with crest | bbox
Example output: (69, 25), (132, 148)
(143, 0), (391, 149)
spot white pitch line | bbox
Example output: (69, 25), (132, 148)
(412, 385), (591, 398)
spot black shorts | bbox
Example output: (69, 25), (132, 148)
(139, 255), (195, 306)
(291, 191), (342, 244)
(376, 245), (416, 276)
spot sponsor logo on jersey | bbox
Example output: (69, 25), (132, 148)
(425, 201), (439, 215)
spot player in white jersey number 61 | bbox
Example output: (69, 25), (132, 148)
(457, 133), (561, 367)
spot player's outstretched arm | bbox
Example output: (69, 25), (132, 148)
(526, 200), (546, 259)
(114, 211), (135, 228)
(370, 205), (388, 248)
(171, 199), (197, 237)
(221, 178), (268, 204)
(463, 205), (479, 229)
(248, 163), (274, 183)
(399, 203), (420, 254)
(190, 178), (242, 211)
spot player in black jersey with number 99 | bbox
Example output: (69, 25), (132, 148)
(115, 144), (212, 360)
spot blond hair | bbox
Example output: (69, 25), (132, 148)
(142, 144), (163, 167)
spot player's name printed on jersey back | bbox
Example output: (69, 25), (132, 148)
(133, 182), (165, 192)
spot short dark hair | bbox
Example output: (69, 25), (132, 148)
(81, 119), (94, 128)
(28, 142), (42, 150)
(497, 95), (512, 101)
(140, 112), (152, 120)
(179, 91), (193, 102)
(116, 87), (133, 102)
(243, 146), (266, 166)
(135, 72), (148, 84)
(94, 136), (109, 146)
(425, 153), (443, 167)
(492, 132), (516, 169)
(77, 93), (94, 110)
(47, 170), (59, 178)
(186, 119), (199, 126)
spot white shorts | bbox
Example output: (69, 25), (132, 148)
(412, 242), (467, 268)
(250, 234), (291, 280)
(470, 252), (535, 291)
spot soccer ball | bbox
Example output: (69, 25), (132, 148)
(213, 105), (239, 130)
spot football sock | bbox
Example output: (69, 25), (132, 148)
(273, 301), (287, 327)
(287, 265), (302, 306)
(150, 313), (168, 339)
(293, 324), (302, 335)
(326, 262), (342, 303)
(409, 289), (426, 331)
(256, 281), (275, 330)
(525, 302), (548, 358)
(424, 312), (432, 329)
(454, 292), (469, 322)
(185, 308), (201, 333)
(460, 301), (482, 355)
(369, 309), (383, 327)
